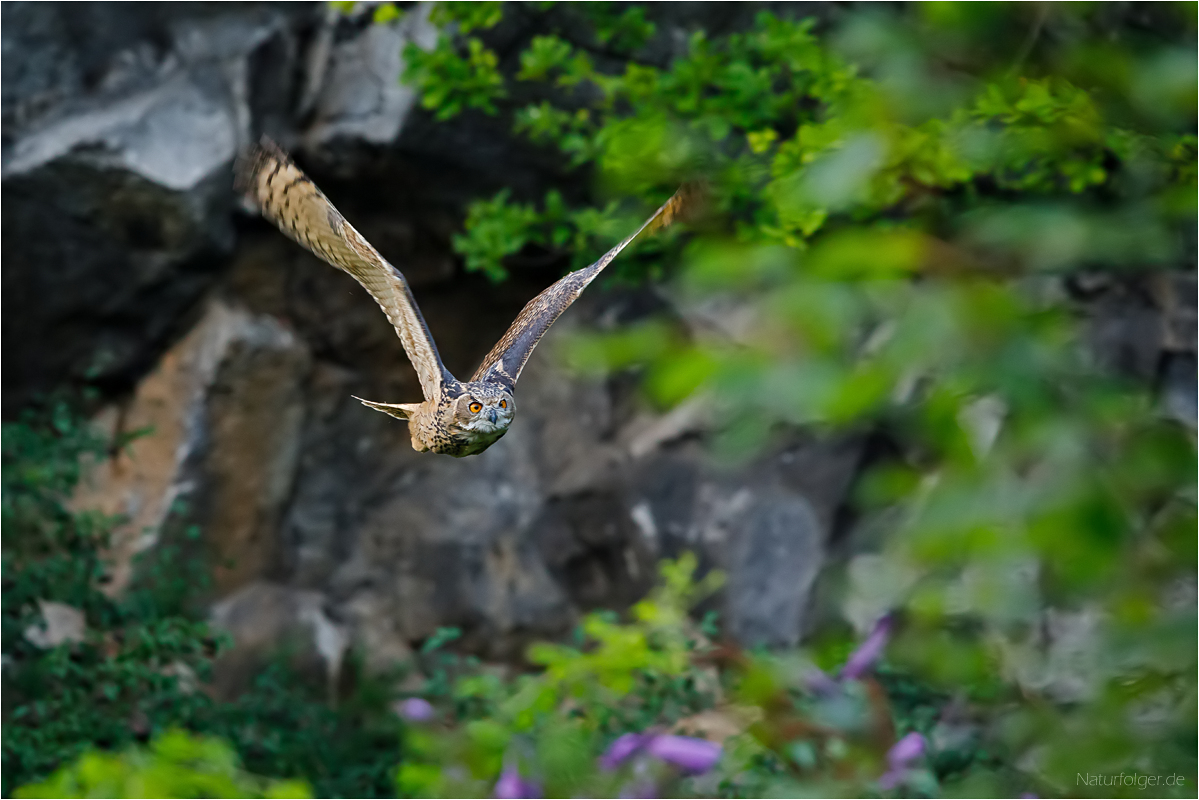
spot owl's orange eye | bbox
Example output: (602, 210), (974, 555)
(499, 399), (507, 409)
(469, 402), (483, 413)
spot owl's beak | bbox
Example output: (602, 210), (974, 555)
(488, 408), (498, 423)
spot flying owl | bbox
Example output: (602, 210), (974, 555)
(236, 138), (692, 457)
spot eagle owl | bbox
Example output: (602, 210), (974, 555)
(236, 139), (692, 457)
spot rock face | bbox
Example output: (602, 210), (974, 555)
(72, 299), (310, 597)
(302, 4), (438, 149)
(0, 1), (564, 415)
(7, 3), (1191, 690)
(1, 2), (312, 414)
(23, 600), (87, 649)
(210, 581), (349, 700)
(73, 222), (863, 677)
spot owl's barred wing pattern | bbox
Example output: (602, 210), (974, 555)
(471, 184), (698, 389)
(235, 138), (451, 401)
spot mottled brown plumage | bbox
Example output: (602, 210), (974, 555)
(236, 137), (692, 456)
(471, 183), (698, 389)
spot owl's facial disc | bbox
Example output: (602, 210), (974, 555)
(452, 387), (515, 435)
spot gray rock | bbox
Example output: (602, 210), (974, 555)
(534, 490), (656, 611)
(304, 3), (438, 149)
(725, 490), (825, 648)
(1161, 352), (1197, 428)
(3, 71), (239, 187)
(1, 3), (311, 414)
(71, 299), (309, 597)
(329, 344), (582, 659)
(83, 228), (867, 663)
(24, 600), (87, 649)
(999, 606), (1106, 703)
(193, 310), (310, 595)
(210, 581), (347, 700)
(1080, 275), (1168, 381)
(15, 0), (872, 667)
(1156, 270), (1196, 354)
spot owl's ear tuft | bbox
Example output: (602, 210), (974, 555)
(354, 397), (422, 421)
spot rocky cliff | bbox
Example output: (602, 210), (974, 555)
(4, 2), (1193, 692)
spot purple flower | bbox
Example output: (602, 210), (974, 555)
(802, 667), (841, 696)
(646, 735), (722, 775)
(494, 766), (541, 799)
(395, 697), (435, 722)
(600, 733), (649, 771)
(600, 733), (722, 776)
(840, 615), (893, 681)
(879, 732), (926, 790)
(887, 732), (925, 766)
(802, 614), (896, 698)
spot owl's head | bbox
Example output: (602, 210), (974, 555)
(448, 383), (516, 439)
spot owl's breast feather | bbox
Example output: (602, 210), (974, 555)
(434, 427), (508, 457)
(407, 412), (509, 457)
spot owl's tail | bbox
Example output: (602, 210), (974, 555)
(353, 397), (423, 421)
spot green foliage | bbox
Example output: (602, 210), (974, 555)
(2, 401), (119, 618)
(397, 555), (728, 798)
(407, 3), (1195, 276)
(189, 660), (405, 798)
(2, 403), (401, 798)
(5, 4), (1195, 798)
(2, 402), (218, 794)
(430, 1), (503, 35)
(453, 190), (543, 281)
(402, 3), (1198, 797)
(404, 2), (506, 122)
(392, 556), (998, 798)
(14, 729), (309, 799)
(581, 3), (656, 53)
(517, 553), (722, 722)
(372, 3), (402, 25)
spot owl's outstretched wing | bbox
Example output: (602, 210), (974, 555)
(471, 185), (697, 389)
(236, 138), (452, 401)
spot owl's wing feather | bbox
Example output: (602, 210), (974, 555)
(471, 185), (696, 389)
(236, 138), (451, 401)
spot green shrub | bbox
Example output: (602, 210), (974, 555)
(393, 556), (961, 798)
(14, 729), (309, 799)
(2, 402), (401, 797)
(392, 3), (1196, 797)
